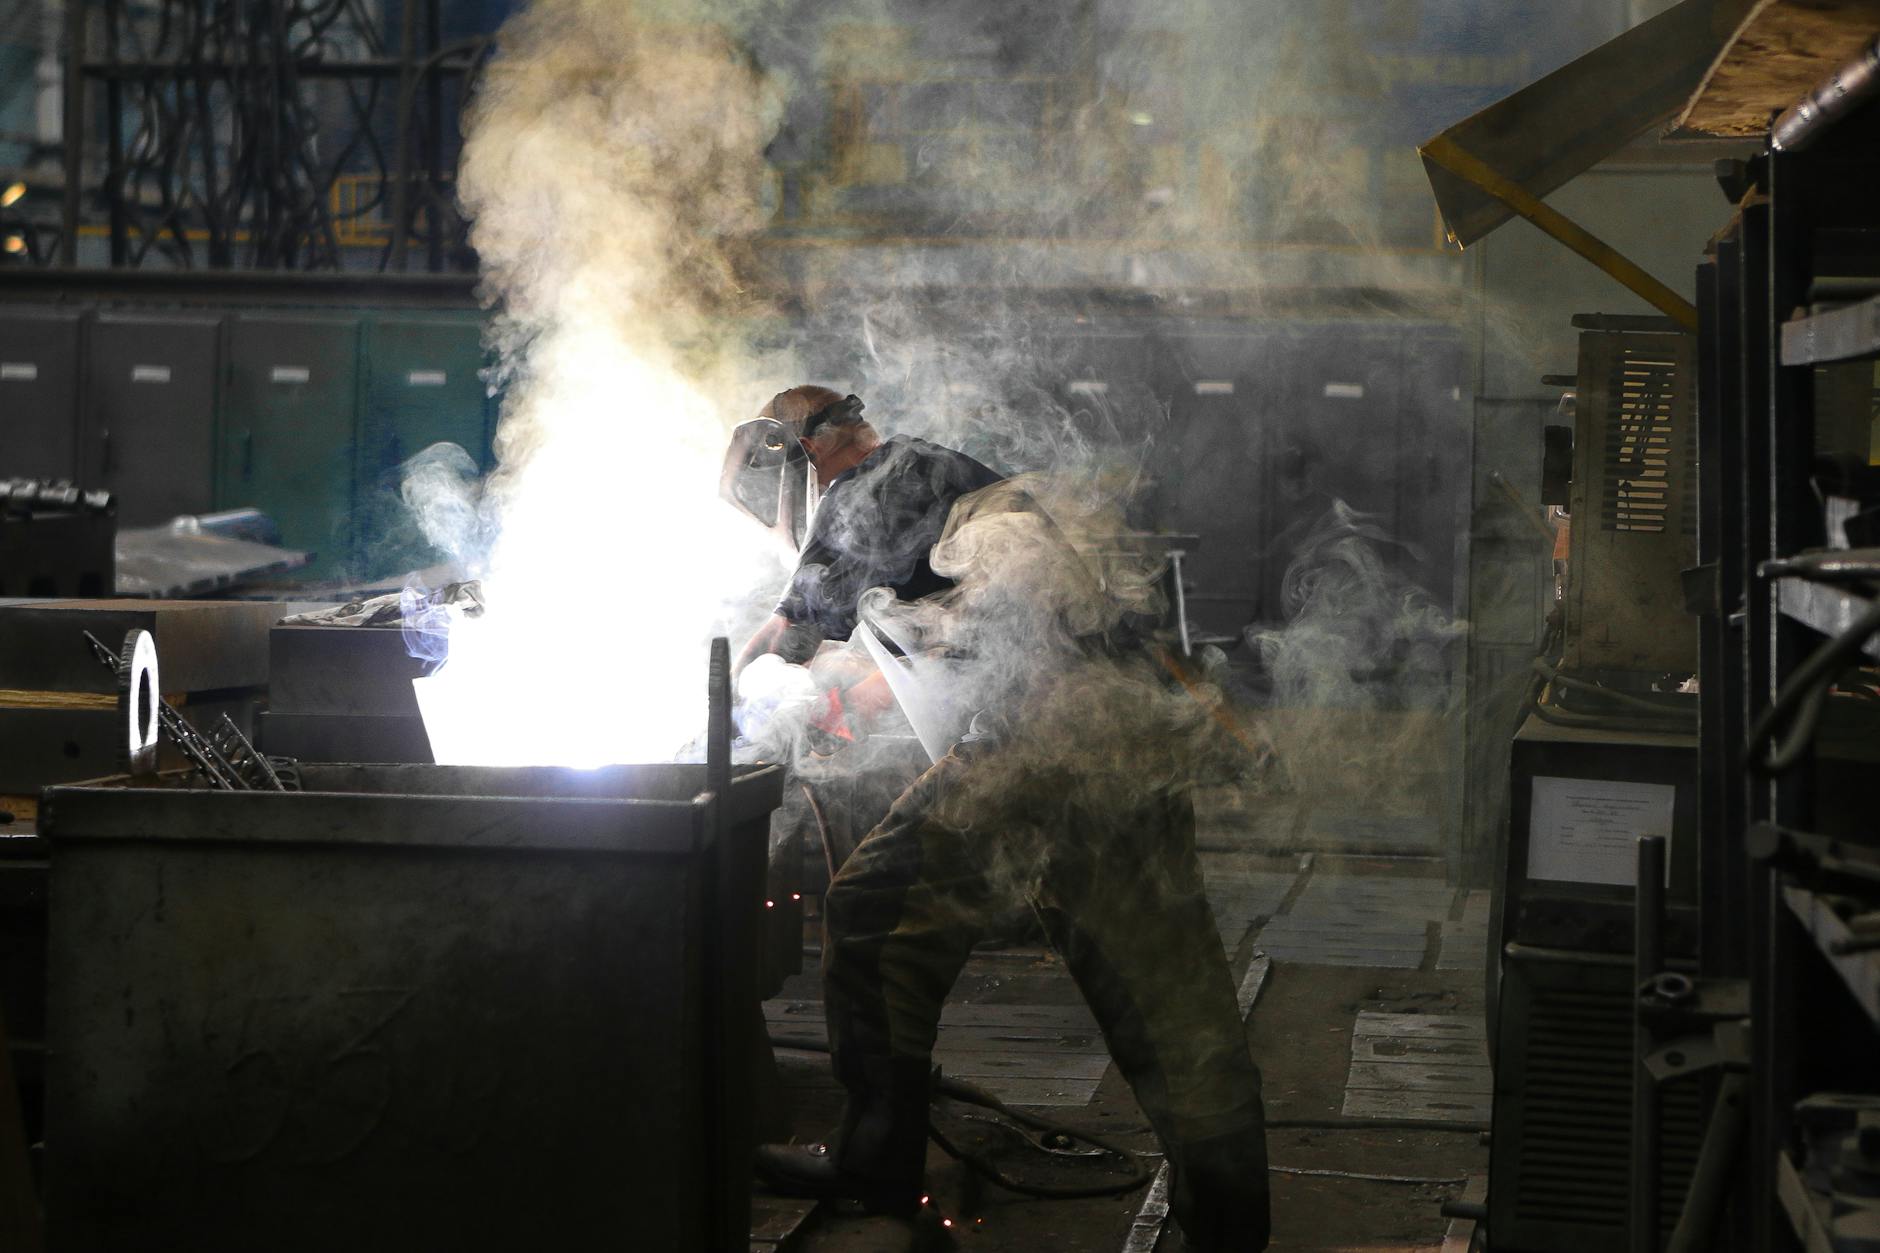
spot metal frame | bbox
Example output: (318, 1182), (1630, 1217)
(57, 0), (489, 272)
(1698, 116), (1880, 1251)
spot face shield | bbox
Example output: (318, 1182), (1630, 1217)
(719, 416), (818, 554)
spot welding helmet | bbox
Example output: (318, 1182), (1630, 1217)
(760, 385), (864, 439)
(718, 387), (863, 553)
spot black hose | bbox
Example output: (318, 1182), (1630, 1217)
(1744, 590), (1880, 774)
(1266, 1116), (1488, 1135)
(769, 1036), (1151, 1199)
(1532, 659), (1694, 719)
(1529, 697), (1692, 738)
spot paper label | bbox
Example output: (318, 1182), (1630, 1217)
(407, 369), (447, 387)
(1067, 380), (1108, 395)
(1195, 380), (1235, 395)
(0, 362), (36, 381)
(1323, 381), (1365, 399)
(1528, 775), (1675, 886)
(131, 364), (171, 384)
(271, 365), (310, 384)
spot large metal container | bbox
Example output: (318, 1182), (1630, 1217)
(40, 760), (784, 1253)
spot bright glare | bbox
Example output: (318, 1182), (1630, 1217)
(0, 182), (22, 208)
(411, 328), (776, 768)
(1, 236), (22, 255)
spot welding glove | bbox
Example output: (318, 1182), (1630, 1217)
(1167, 1122), (1272, 1252)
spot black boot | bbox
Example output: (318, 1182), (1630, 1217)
(756, 1056), (932, 1217)
(1167, 1121), (1272, 1252)
(753, 1141), (921, 1216)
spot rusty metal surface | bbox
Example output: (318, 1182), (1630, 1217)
(0, 599), (278, 694)
(41, 761), (783, 1252)
(0, 696), (256, 792)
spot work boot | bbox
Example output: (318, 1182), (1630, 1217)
(756, 1058), (932, 1217)
(1166, 1122), (1272, 1252)
(754, 1140), (923, 1215)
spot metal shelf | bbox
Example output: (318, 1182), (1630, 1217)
(1775, 577), (1880, 660)
(1783, 885), (1880, 1029)
(1776, 1148), (1835, 1253)
(1780, 292), (1880, 365)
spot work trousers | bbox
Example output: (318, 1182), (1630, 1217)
(820, 739), (1271, 1250)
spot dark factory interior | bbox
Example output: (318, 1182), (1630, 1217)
(1, 1), (1879, 1249)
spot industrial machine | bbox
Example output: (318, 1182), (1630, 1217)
(1489, 314), (1709, 1251)
(35, 638), (785, 1252)
(1554, 315), (1700, 683)
(0, 480), (115, 599)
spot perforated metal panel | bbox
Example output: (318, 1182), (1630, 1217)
(1564, 328), (1698, 674)
(1490, 954), (1707, 1251)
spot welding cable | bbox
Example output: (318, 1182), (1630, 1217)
(1267, 1165), (1468, 1185)
(768, 1037), (1152, 1199)
(1530, 659), (1695, 720)
(1744, 590), (1880, 775)
(1528, 697), (1691, 738)
(1264, 1116), (1488, 1135)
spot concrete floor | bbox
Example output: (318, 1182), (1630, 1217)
(758, 815), (1491, 1253)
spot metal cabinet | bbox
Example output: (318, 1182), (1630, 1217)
(84, 313), (221, 526)
(1150, 328), (1279, 634)
(353, 313), (490, 576)
(1265, 323), (1469, 619)
(219, 316), (360, 575)
(1395, 325), (1473, 617)
(0, 306), (83, 483)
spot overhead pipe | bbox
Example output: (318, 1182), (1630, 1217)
(1771, 35), (1880, 153)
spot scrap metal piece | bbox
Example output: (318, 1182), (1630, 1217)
(207, 714), (286, 791)
(115, 627), (160, 776)
(83, 630), (245, 789)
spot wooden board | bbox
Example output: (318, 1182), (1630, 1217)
(1675, 0), (1880, 137)
(1343, 1012), (1493, 1123)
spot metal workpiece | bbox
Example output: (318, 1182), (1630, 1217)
(255, 711), (434, 765)
(267, 622), (430, 718)
(0, 599), (278, 695)
(40, 757), (785, 1252)
(1771, 35), (1880, 153)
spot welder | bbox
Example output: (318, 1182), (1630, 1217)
(732, 385), (1271, 1252)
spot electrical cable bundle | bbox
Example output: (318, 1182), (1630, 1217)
(85, 0), (490, 270)
(1743, 584), (1880, 775)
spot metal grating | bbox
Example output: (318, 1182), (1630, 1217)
(1511, 983), (1707, 1239)
(1600, 349), (1680, 534)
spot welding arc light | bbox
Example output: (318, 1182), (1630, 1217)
(121, 629), (160, 775)
(0, 182), (23, 208)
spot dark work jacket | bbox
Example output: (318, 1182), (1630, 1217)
(775, 435), (1003, 640)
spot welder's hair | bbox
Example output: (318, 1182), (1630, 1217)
(759, 385), (866, 439)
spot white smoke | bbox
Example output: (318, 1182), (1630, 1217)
(403, 2), (792, 766)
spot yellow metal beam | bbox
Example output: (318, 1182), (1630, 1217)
(1419, 133), (1699, 331)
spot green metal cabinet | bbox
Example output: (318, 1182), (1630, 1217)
(353, 312), (491, 578)
(86, 312), (221, 526)
(219, 316), (361, 577)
